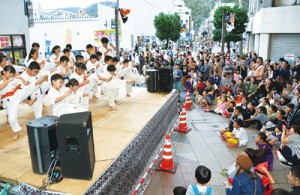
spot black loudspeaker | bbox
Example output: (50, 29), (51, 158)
(146, 69), (159, 92)
(26, 116), (59, 174)
(56, 111), (95, 180)
(159, 67), (173, 92)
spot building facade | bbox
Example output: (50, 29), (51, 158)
(247, 0), (300, 62)
(174, 0), (192, 32)
(29, 0), (176, 53)
(0, 0), (32, 65)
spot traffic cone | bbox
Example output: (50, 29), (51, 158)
(174, 111), (191, 133)
(185, 92), (192, 110)
(156, 134), (177, 173)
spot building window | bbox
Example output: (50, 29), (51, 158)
(0, 35), (26, 65)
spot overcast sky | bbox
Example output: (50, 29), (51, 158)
(32, 0), (101, 9)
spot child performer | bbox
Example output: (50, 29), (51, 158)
(0, 65), (48, 139)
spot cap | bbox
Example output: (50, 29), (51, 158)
(236, 153), (252, 170)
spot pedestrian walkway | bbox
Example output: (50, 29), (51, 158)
(144, 99), (291, 194)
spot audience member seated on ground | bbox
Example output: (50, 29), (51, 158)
(261, 109), (288, 133)
(267, 104), (278, 121)
(220, 106), (243, 135)
(267, 124), (283, 148)
(285, 103), (295, 123)
(225, 153), (264, 195)
(244, 106), (269, 130)
(242, 102), (256, 127)
(224, 101), (236, 118)
(247, 77), (258, 104)
(199, 90), (212, 109)
(277, 125), (300, 166)
(184, 165), (214, 195)
(254, 162), (275, 194)
(255, 132), (274, 171)
(287, 165), (300, 195)
(222, 119), (248, 147)
(173, 186), (186, 195)
(257, 97), (270, 114)
(221, 148), (258, 179)
(288, 98), (300, 126)
(270, 188), (290, 195)
(235, 91), (245, 105)
(209, 96), (228, 116)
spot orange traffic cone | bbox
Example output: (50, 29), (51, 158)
(185, 92), (192, 110)
(156, 134), (177, 173)
(174, 111), (191, 133)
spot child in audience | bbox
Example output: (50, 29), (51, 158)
(210, 96), (228, 116)
(199, 90), (212, 109)
(222, 119), (248, 147)
(267, 124), (283, 148)
(185, 165), (214, 195)
(220, 106), (243, 135)
(186, 75), (193, 92)
(255, 132), (274, 171)
(224, 101), (236, 118)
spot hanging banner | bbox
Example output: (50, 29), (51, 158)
(94, 30), (122, 43)
(65, 29), (73, 45)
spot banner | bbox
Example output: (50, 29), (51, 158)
(94, 30), (122, 43)
(65, 29), (73, 45)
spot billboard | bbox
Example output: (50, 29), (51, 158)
(94, 30), (122, 43)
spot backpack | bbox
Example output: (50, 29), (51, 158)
(191, 184), (213, 195)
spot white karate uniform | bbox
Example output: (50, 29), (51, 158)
(69, 72), (90, 107)
(82, 52), (91, 62)
(48, 86), (87, 117)
(0, 78), (41, 132)
(99, 72), (127, 107)
(20, 71), (44, 118)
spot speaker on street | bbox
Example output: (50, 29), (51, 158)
(146, 69), (159, 92)
(27, 116), (59, 174)
(159, 67), (173, 92)
(56, 111), (95, 180)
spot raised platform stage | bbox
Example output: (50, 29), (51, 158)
(0, 87), (178, 195)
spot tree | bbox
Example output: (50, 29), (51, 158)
(154, 12), (181, 48)
(184, 0), (249, 32)
(212, 5), (248, 51)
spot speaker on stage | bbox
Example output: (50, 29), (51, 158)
(159, 67), (173, 92)
(26, 116), (59, 174)
(146, 69), (159, 92)
(56, 111), (95, 180)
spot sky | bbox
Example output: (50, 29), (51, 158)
(32, 0), (102, 9)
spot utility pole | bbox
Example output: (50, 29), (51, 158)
(238, 0), (243, 55)
(115, 0), (120, 59)
(221, 9), (225, 52)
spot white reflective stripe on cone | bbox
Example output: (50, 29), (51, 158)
(164, 148), (172, 152)
(179, 121), (186, 124)
(162, 155), (173, 159)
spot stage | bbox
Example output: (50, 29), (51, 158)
(0, 87), (178, 195)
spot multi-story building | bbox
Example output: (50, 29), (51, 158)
(247, 0), (300, 62)
(174, 0), (192, 32)
(29, 0), (176, 53)
(0, 0), (32, 65)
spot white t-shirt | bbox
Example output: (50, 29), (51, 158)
(232, 127), (248, 146)
(100, 45), (116, 59)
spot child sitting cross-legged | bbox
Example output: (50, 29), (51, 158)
(222, 119), (248, 147)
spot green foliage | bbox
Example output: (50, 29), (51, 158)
(212, 5), (248, 43)
(154, 12), (181, 43)
(184, 0), (249, 31)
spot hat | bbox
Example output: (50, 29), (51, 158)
(236, 153), (252, 170)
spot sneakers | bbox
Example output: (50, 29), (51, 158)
(220, 168), (228, 177)
(280, 161), (293, 167)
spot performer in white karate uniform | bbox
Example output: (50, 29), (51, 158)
(48, 75), (87, 117)
(99, 65), (134, 111)
(20, 61), (48, 119)
(0, 65), (48, 139)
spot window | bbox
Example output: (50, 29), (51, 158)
(0, 35), (26, 65)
